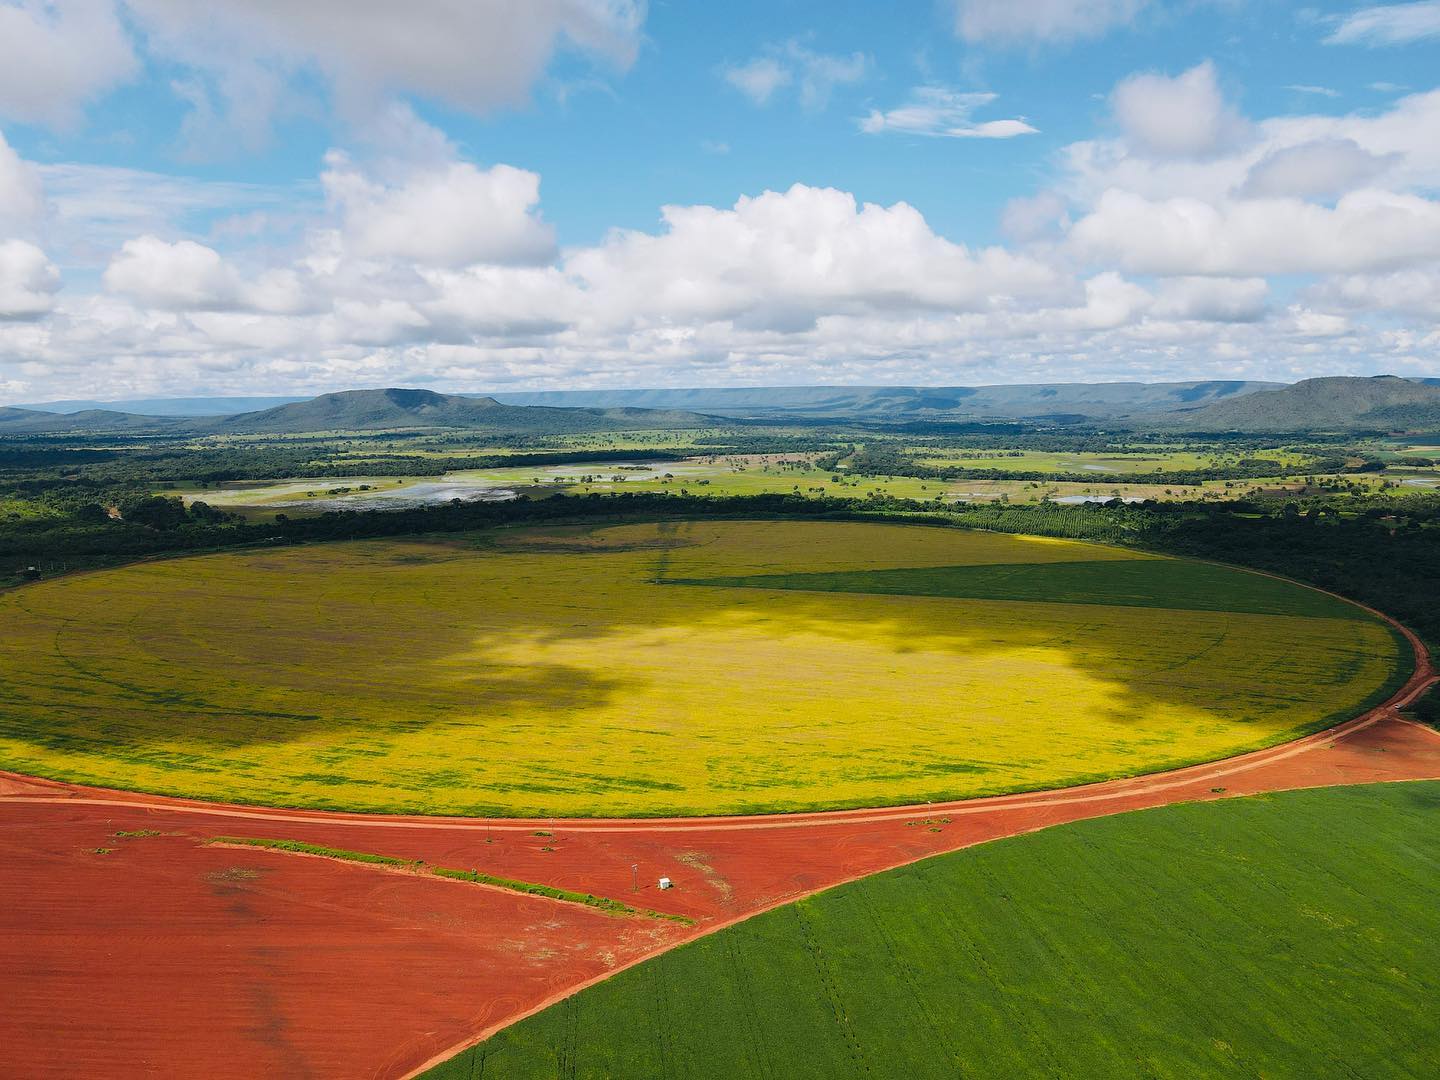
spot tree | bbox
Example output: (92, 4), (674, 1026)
(121, 495), (190, 530)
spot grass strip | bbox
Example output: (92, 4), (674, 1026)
(207, 836), (692, 924)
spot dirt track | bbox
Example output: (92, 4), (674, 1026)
(2, 613), (1436, 1078)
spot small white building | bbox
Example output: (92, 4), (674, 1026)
(657, 876), (672, 890)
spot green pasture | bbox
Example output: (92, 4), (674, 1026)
(911, 447), (1312, 474)
(427, 781), (1440, 1079)
(673, 559), (1370, 620)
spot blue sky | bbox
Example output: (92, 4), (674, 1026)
(1, 0), (1439, 399)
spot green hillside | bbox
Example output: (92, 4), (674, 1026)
(204, 388), (712, 434)
(1162, 376), (1440, 432)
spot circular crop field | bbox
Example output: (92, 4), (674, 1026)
(0, 520), (1409, 816)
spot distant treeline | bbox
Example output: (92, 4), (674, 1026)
(0, 445), (689, 503)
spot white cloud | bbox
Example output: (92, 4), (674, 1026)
(0, 239), (60, 318)
(0, 0), (138, 127)
(566, 183), (1064, 331)
(8, 60), (1440, 401)
(102, 235), (320, 314)
(321, 153), (555, 268)
(951, 0), (1147, 45)
(860, 87), (1037, 139)
(1309, 266), (1440, 319)
(1060, 88), (1440, 208)
(102, 236), (243, 311)
(0, 1), (641, 145)
(129, 0), (643, 110)
(1239, 138), (1399, 199)
(1153, 276), (1269, 322)
(1326, 2), (1440, 46)
(723, 43), (866, 110)
(1001, 190), (1070, 241)
(1070, 188), (1440, 275)
(1110, 61), (1248, 158)
(0, 128), (44, 230)
(723, 58), (790, 106)
(1286, 85), (1340, 98)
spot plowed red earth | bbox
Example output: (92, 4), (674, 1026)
(3, 620), (1436, 1079)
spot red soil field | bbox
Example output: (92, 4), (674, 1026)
(3, 619), (1436, 1079)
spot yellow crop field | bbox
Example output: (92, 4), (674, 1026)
(0, 520), (1406, 816)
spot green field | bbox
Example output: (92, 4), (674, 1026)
(912, 447), (1310, 474)
(426, 782), (1440, 1079)
(172, 451), (1331, 515)
(0, 520), (1407, 816)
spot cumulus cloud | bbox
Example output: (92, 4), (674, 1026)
(723, 43), (866, 110)
(0, 1), (138, 127)
(0, 129), (44, 230)
(0, 239), (60, 318)
(1239, 138), (1400, 199)
(129, 0), (642, 116)
(860, 88), (1037, 139)
(1070, 188), (1440, 275)
(102, 235), (321, 314)
(1153, 276), (1269, 322)
(321, 154), (556, 268)
(1059, 87), (1440, 208)
(0, 2), (644, 142)
(566, 184), (1063, 331)
(1325, 1), (1440, 46)
(8, 55), (1440, 402)
(951, 0), (1147, 45)
(1001, 190), (1070, 241)
(1110, 61), (1249, 158)
(1309, 267), (1440, 319)
(103, 236), (243, 311)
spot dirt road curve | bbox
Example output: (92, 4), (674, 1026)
(2, 617), (1435, 1079)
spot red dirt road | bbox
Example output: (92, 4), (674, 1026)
(2, 622), (1436, 1078)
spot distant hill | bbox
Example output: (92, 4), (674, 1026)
(493, 380), (1282, 421)
(7, 378), (1440, 435)
(14, 382), (1281, 421)
(1157, 376), (1440, 432)
(203, 388), (712, 435)
(19, 395), (307, 417)
(0, 406), (178, 434)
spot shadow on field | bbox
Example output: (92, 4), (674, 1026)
(0, 519), (1412, 814)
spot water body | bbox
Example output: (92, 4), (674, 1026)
(281, 482), (520, 510)
(1052, 495), (1147, 505)
(204, 459), (701, 511)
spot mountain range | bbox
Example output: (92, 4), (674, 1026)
(204, 388), (711, 435)
(0, 389), (712, 437)
(4, 377), (1440, 435)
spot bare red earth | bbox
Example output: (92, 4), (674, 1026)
(2, 619), (1436, 1079)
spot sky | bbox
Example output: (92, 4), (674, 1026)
(1, 1), (1439, 402)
